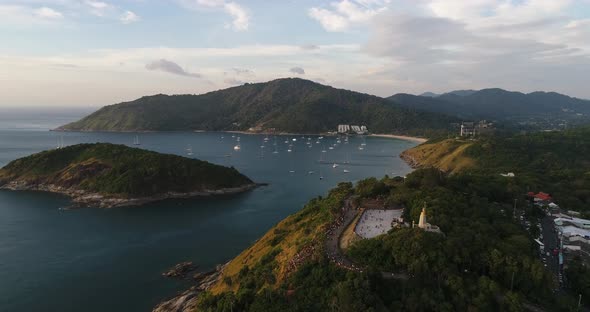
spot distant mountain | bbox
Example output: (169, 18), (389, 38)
(419, 92), (439, 97)
(388, 88), (590, 120)
(58, 78), (455, 136)
(443, 90), (477, 97)
(388, 93), (467, 117)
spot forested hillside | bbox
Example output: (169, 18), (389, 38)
(59, 78), (455, 136)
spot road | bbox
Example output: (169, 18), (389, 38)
(540, 215), (562, 285)
(324, 199), (361, 271)
(324, 198), (408, 280)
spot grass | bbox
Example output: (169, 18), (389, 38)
(403, 139), (475, 174)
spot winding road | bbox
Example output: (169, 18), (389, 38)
(324, 198), (408, 280)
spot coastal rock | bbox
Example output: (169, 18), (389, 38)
(152, 263), (228, 312)
(0, 181), (260, 209)
(162, 261), (196, 278)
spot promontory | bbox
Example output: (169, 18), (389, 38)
(0, 143), (256, 208)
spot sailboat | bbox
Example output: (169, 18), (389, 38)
(273, 144), (279, 154)
(186, 145), (193, 156)
(133, 135), (140, 146)
(332, 163), (339, 168)
(56, 135), (65, 149)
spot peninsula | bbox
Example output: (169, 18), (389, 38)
(55, 78), (455, 137)
(0, 143), (256, 208)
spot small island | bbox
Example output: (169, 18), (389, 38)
(0, 143), (257, 208)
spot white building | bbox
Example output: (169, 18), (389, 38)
(416, 206), (442, 234)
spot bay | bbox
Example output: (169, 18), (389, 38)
(0, 108), (416, 312)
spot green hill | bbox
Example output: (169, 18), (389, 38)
(402, 128), (590, 214)
(168, 173), (569, 311)
(0, 143), (254, 207)
(58, 78), (455, 136)
(388, 88), (590, 121)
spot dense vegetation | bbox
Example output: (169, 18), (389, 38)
(404, 127), (590, 215)
(193, 170), (574, 311)
(59, 78), (455, 136)
(0, 143), (253, 197)
(388, 88), (590, 122)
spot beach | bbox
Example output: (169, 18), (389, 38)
(369, 134), (428, 143)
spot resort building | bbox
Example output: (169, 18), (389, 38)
(337, 124), (368, 135)
(460, 122), (476, 137)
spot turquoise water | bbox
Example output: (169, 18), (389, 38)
(0, 109), (416, 312)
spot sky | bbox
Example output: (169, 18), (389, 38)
(0, 0), (589, 106)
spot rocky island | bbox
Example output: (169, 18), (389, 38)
(0, 143), (257, 208)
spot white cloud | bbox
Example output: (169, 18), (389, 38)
(34, 7), (63, 19)
(85, 0), (113, 17)
(223, 2), (248, 31)
(180, 0), (250, 31)
(362, 1), (590, 97)
(120, 10), (140, 24)
(309, 0), (389, 32)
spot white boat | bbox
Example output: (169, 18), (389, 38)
(186, 145), (193, 156)
(358, 146), (364, 150)
(343, 169), (350, 173)
(292, 138), (297, 142)
(332, 163), (339, 168)
(234, 145), (241, 151)
(329, 146), (334, 150)
(56, 135), (65, 149)
(308, 171), (314, 175)
(289, 170), (295, 173)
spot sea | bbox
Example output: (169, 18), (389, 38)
(0, 107), (416, 312)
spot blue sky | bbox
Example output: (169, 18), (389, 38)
(1, 0), (589, 106)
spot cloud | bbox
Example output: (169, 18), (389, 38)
(230, 67), (254, 76)
(223, 2), (249, 31)
(34, 7), (63, 19)
(86, 1), (113, 17)
(300, 44), (320, 51)
(309, 0), (389, 32)
(180, 0), (250, 31)
(289, 67), (305, 75)
(120, 11), (140, 24)
(363, 8), (590, 96)
(146, 59), (202, 78)
(224, 77), (244, 85)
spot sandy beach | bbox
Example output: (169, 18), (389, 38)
(369, 134), (428, 143)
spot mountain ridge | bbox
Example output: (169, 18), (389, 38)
(57, 78), (455, 136)
(389, 87), (590, 120)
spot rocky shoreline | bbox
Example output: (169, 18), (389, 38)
(0, 181), (262, 208)
(399, 151), (421, 169)
(153, 262), (228, 312)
